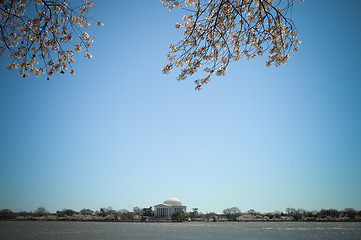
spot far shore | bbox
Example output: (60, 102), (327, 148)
(1, 215), (361, 223)
(1, 207), (360, 223)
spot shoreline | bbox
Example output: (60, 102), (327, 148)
(1, 218), (361, 223)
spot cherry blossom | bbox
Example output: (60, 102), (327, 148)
(0, 0), (103, 79)
(161, 0), (303, 90)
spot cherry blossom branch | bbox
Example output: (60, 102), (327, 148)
(161, 0), (303, 90)
(0, 0), (103, 79)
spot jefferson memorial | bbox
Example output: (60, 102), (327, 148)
(154, 197), (187, 217)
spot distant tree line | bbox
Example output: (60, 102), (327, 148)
(0, 206), (360, 222)
(0, 206), (155, 222)
(219, 207), (361, 222)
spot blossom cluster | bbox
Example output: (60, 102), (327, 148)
(161, 0), (303, 90)
(0, 0), (103, 79)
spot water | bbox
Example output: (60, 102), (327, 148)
(0, 221), (360, 240)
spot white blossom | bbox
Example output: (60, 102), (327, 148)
(161, 0), (303, 90)
(84, 52), (92, 59)
(75, 44), (82, 53)
(0, 0), (103, 78)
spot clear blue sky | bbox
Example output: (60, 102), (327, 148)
(1, 0), (360, 214)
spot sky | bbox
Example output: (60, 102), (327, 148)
(0, 0), (361, 214)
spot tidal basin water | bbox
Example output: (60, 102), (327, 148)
(0, 221), (361, 240)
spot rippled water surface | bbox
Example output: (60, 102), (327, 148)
(0, 221), (360, 240)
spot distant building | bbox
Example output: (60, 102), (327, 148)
(154, 197), (186, 217)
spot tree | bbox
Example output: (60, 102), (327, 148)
(142, 206), (154, 216)
(246, 208), (259, 215)
(56, 208), (78, 217)
(33, 206), (49, 217)
(189, 207), (199, 219)
(343, 208), (357, 219)
(0, 209), (16, 220)
(303, 210), (316, 218)
(133, 206), (143, 216)
(223, 207), (241, 221)
(161, 0), (303, 90)
(286, 207), (302, 221)
(318, 209), (339, 218)
(171, 211), (188, 221)
(202, 211), (218, 221)
(80, 208), (94, 215)
(118, 209), (135, 221)
(0, 0), (103, 79)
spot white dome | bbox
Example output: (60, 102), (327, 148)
(163, 197), (183, 206)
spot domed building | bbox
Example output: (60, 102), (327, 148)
(154, 197), (187, 217)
